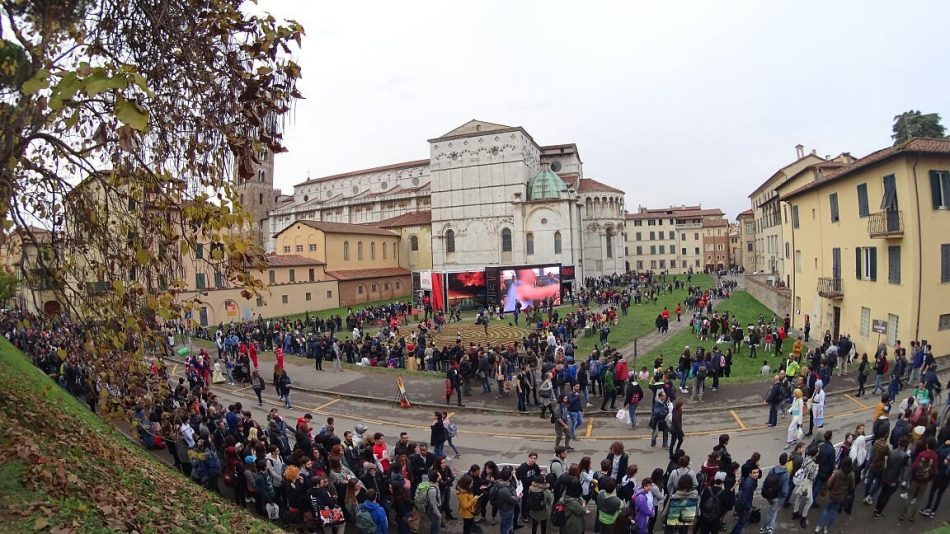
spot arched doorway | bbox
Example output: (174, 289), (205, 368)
(43, 300), (62, 315)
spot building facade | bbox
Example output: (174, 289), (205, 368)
(623, 206), (729, 273)
(267, 120), (627, 280)
(782, 138), (950, 352)
(736, 209), (755, 273)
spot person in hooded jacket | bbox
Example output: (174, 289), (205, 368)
(560, 478), (587, 534)
(632, 478), (655, 534)
(526, 474), (553, 534)
(595, 477), (621, 533)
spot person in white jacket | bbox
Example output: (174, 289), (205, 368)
(786, 388), (804, 449)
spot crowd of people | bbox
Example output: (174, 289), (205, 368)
(5, 267), (949, 534)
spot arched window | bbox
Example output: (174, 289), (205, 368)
(357, 285), (364, 294)
(258, 193), (263, 204)
(410, 235), (419, 251)
(343, 241), (350, 260)
(501, 228), (512, 252)
(445, 229), (455, 253)
(396, 281), (401, 289)
(526, 233), (534, 255)
(371, 283), (378, 292)
(585, 198), (592, 217)
(370, 242), (376, 260)
(357, 241), (364, 260)
(605, 229), (614, 258)
(554, 231), (562, 254)
(382, 242), (387, 259)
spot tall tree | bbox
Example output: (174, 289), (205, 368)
(0, 1), (303, 414)
(892, 110), (946, 144)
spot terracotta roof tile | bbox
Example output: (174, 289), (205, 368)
(326, 267), (410, 281)
(702, 219), (729, 228)
(375, 211), (432, 228)
(737, 209), (754, 218)
(577, 178), (624, 194)
(783, 138), (950, 200)
(265, 254), (326, 267)
(274, 220), (399, 238)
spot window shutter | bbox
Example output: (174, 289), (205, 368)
(857, 183), (869, 217)
(830, 193), (839, 222)
(932, 171), (943, 209)
(942, 244), (950, 283)
(869, 247), (877, 281)
(881, 174), (898, 211)
(888, 246), (901, 284)
(855, 247), (862, 279)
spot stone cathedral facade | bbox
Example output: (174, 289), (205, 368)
(265, 120), (627, 281)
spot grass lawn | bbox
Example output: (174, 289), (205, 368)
(642, 290), (782, 379)
(0, 339), (280, 533)
(573, 274), (714, 356)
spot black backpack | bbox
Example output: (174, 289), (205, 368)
(700, 487), (722, 519)
(761, 470), (782, 500)
(527, 490), (546, 512)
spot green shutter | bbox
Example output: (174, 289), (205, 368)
(857, 183), (869, 217)
(869, 247), (877, 281)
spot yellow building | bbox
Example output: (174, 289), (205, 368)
(0, 226), (64, 314)
(783, 137), (950, 351)
(273, 220), (410, 306)
(736, 209), (755, 273)
(624, 206), (727, 273)
(376, 211), (434, 272)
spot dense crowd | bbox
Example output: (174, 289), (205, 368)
(5, 271), (948, 534)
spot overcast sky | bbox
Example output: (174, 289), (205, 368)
(255, 0), (948, 219)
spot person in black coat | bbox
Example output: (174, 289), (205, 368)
(430, 412), (448, 458)
(604, 441), (629, 480)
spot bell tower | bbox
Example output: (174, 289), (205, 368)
(235, 148), (280, 248)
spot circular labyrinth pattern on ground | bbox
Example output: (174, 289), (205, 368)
(430, 323), (528, 347)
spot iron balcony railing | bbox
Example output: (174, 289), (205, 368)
(817, 277), (843, 299)
(868, 210), (903, 238)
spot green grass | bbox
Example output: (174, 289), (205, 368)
(642, 290), (781, 379)
(573, 274), (714, 356)
(0, 339), (280, 533)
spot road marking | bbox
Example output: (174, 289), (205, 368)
(231, 385), (252, 393)
(844, 394), (869, 409)
(730, 410), (747, 430)
(447, 412), (455, 418)
(313, 398), (341, 411)
(170, 364), (178, 376)
(586, 419), (594, 437)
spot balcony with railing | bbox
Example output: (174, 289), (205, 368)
(817, 277), (843, 299)
(867, 210), (903, 238)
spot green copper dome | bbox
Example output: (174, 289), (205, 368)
(527, 168), (566, 201)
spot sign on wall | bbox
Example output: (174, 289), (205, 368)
(871, 319), (887, 334)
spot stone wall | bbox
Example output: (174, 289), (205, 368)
(743, 275), (791, 317)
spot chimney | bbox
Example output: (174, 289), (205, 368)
(795, 144), (804, 159)
(811, 149), (817, 155)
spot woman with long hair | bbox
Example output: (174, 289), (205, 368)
(456, 474), (478, 534)
(578, 456), (594, 502)
(477, 461), (499, 524)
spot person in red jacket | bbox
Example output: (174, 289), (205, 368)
(675, 304), (682, 322)
(614, 357), (629, 383)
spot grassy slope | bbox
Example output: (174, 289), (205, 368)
(574, 273), (714, 356)
(0, 339), (279, 534)
(642, 290), (781, 380)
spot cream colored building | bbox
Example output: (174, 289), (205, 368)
(782, 137), (950, 351)
(736, 209), (755, 272)
(272, 220), (410, 306)
(1, 226), (64, 315)
(624, 206), (727, 273)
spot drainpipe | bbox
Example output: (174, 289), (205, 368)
(911, 154), (922, 341)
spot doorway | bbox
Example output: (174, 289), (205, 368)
(832, 306), (841, 340)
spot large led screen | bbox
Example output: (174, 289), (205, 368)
(494, 265), (561, 312)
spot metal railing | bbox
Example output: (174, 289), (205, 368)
(868, 210), (903, 238)
(817, 277), (843, 298)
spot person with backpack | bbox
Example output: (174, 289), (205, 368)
(526, 474), (553, 534)
(264, 444), (285, 507)
(356, 488), (388, 534)
(415, 470), (442, 534)
(553, 395), (573, 452)
(760, 453), (789, 534)
(250, 370), (266, 406)
(594, 477), (621, 533)
(631, 477), (655, 534)
(623, 377), (644, 430)
(791, 447), (819, 528)
(920, 436), (950, 518)
(872, 435), (909, 519)
(492, 467), (520, 534)
(814, 457), (855, 534)
(729, 467), (759, 534)
(863, 432), (891, 503)
(691, 359), (707, 402)
(555, 478), (587, 534)
(697, 473), (727, 534)
(599, 364), (618, 412)
(896, 436), (939, 523)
